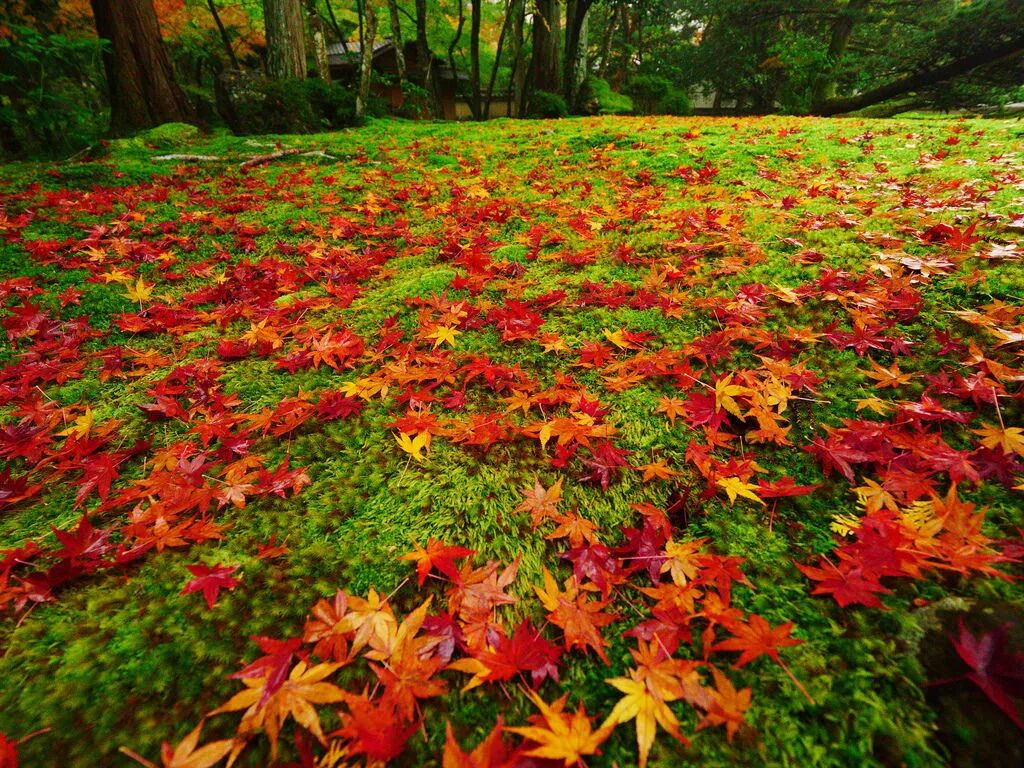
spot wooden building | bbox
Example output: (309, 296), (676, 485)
(327, 39), (476, 119)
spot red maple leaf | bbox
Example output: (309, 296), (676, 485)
(180, 563), (240, 608)
(930, 620), (1024, 729)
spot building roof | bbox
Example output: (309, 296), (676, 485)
(326, 39), (467, 81)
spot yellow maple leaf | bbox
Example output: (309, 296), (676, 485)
(716, 476), (764, 505)
(125, 276), (154, 303)
(395, 431), (430, 463)
(507, 689), (614, 767)
(58, 406), (95, 439)
(427, 325), (460, 348)
(973, 423), (1024, 456)
(714, 374), (749, 418)
(602, 670), (687, 768)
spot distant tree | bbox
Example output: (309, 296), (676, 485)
(89, 0), (197, 135)
(305, 0), (331, 82)
(469, 0), (482, 119)
(263, 0), (306, 79)
(356, 0), (377, 118)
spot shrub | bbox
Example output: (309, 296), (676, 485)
(217, 74), (361, 135)
(0, 24), (107, 157)
(659, 89), (692, 116)
(624, 74), (671, 114)
(529, 90), (568, 119)
(581, 78), (633, 115)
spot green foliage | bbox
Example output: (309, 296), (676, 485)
(529, 89), (569, 118)
(581, 77), (634, 115)
(624, 74), (672, 114)
(0, 23), (107, 157)
(226, 77), (360, 135)
(658, 88), (692, 116)
(624, 75), (691, 116)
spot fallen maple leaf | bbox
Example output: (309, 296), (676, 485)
(507, 689), (613, 767)
(400, 538), (475, 586)
(180, 564), (240, 609)
(931, 619), (1024, 729)
(602, 669), (689, 768)
(395, 431), (430, 462)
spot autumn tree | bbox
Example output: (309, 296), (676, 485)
(356, 0), (378, 118)
(263, 0), (306, 79)
(88, 0), (197, 135)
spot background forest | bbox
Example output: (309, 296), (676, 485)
(2, 0), (1024, 157)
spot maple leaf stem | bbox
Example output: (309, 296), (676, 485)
(396, 454), (413, 487)
(13, 601), (37, 631)
(992, 387), (1006, 430)
(679, 372), (714, 391)
(777, 658), (815, 704)
(118, 746), (159, 768)
(385, 576), (410, 604)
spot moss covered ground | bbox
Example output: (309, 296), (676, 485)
(0, 115), (1022, 767)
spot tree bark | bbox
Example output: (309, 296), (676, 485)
(813, 33), (1024, 115)
(531, 0), (562, 95)
(810, 0), (869, 110)
(386, 0), (406, 82)
(447, 0), (467, 111)
(304, 0), (331, 82)
(205, 0), (240, 70)
(356, 1), (377, 118)
(414, 0), (442, 116)
(469, 0), (483, 119)
(510, 0), (527, 117)
(89, 0), (197, 135)
(596, 4), (616, 79)
(263, 0), (307, 79)
(563, 0), (592, 111)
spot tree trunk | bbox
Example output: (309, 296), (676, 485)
(813, 34), (1024, 115)
(89, 0), (197, 136)
(386, 0), (406, 82)
(485, 0), (513, 119)
(205, 0), (240, 70)
(810, 0), (868, 110)
(597, 5), (616, 79)
(510, 0), (527, 117)
(263, 0), (307, 80)
(563, 0), (592, 111)
(304, 0), (331, 82)
(413, 0), (441, 116)
(356, 1), (377, 118)
(469, 0), (483, 119)
(531, 0), (562, 96)
(447, 0), (467, 113)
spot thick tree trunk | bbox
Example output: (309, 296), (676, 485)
(510, 0), (527, 117)
(386, 0), (406, 82)
(531, 0), (562, 95)
(563, 0), (592, 111)
(813, 35), (1024, 115)
(263, 0), (307, 79)
(414, 0), (442, 116)
(304, 0), (331, 82)
(357, 1), (378, 118)
(206, 0), (240, 70)
(469, 0), (483, 119)
(89, 0), (197, 135)
(810, 0), (869, 110)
